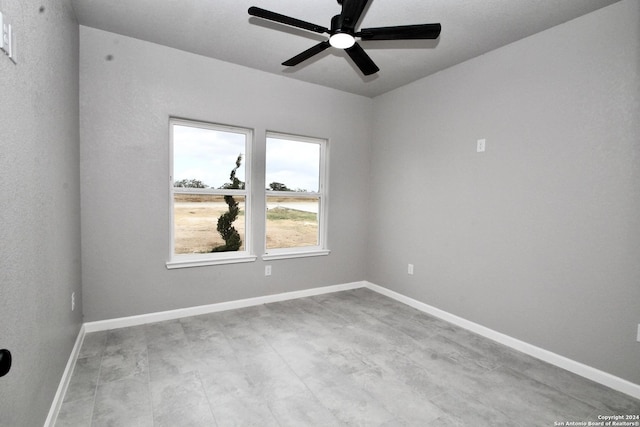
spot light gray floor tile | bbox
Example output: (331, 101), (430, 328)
(225, 331), (277, 366)
(92, 374), (152, 426)
(105, 325), (147, 355)
(99, 348), (148, 384)
(430, 389), (514, 426)
(310, 382), (397, 426)
(154, 405), (217, 427)
(188, 333), (237, 373)
(520, 358), (640, 414)
(144, 320), (187, 343)
(147, 337), (196, 381)
(55, 396), (94, 427)
(150, 371), (216, 427)
(268, 390), (342, 426)
(92, 415), (153, 427)
(78, 331), (107, 359)
(58, 289), (640, 426)
(62, 355), (101, 403)
(312, 338), (375, 374)
(350, 367), (445, 424)
(206, 388), (280, 427)
(180, 313), (227, 343)
(199, 364), (257, 400)
(242, 354), (310, 402)
(470, 366), (599, 425)
(215, 306), (267, 332)
(363, 351), (455, 400)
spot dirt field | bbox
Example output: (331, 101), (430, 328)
(265, 207), (318, 249)
(173, 194), (318, 253)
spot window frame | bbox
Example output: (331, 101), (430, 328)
(167, 118), (256, 269)
(263, 131), (330, 260)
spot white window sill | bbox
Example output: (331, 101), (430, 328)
(262, 249), (330, 261)
(166, 254), (257, 269)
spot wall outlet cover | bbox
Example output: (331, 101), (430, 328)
(477, 138), (486, 152)
(0, 11), (4, 52)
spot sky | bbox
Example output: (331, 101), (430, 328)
(266, 136), (320, 192)
(173, 125), (320, 191)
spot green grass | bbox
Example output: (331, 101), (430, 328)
(267, 207), (317, 222)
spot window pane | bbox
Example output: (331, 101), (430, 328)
(174, 193), (245, 254)
(266, 196), (319, 249)
(266, 137), (319, 192)
(173, 125), (245, 190)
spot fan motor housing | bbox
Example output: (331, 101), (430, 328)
(330, 14), (350, 35)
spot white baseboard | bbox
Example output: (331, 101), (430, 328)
(365, 281), (640, 400)
(84, 281), (366, 333)
(44, 324), (86, 427)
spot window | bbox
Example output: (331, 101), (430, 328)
(167, 118), (255, 268)
(264, 132), (329, 259)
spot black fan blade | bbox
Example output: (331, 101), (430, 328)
(282, 41), (331, 66)
(345, 42), (379, 75)
(340, 0), (370, 32)
(248, 6), (329, 34)
(358, 23), (441, 40)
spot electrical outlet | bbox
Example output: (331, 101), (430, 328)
(1, 12), (9, 56)
(477, 138), (486, 153)
(0, 11), (3, 50)
(637, 324), (640, 342)
(0, 11), (5, 53)
(71, 292), (75, 311)
(0, 10), (16, 63)
(265, 265), (272, 276)
(7, 23), (14, 63)
(408, 264), (414, 275)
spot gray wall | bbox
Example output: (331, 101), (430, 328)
(0, 1), (82, 425)
(79, 26), (372, 321)
(79, 0), (638, 389)
(368, 0), (639, 384)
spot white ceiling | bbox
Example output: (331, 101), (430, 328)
(70, 0), (620, 98)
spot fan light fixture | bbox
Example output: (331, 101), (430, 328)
(329, 32), (355, 49)
(248, 1), (442, 76)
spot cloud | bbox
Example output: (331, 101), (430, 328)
(173, 125), (245, 188)
(266, 137), (320, 192)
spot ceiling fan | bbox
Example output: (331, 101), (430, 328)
(248, 0), (441, 76)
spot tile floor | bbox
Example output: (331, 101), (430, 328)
(55, 288), (640, 426)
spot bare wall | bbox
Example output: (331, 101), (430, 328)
(0, 0), (81, 425)
(79, 26), (372, 321)
(368, 0), (640, 384)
